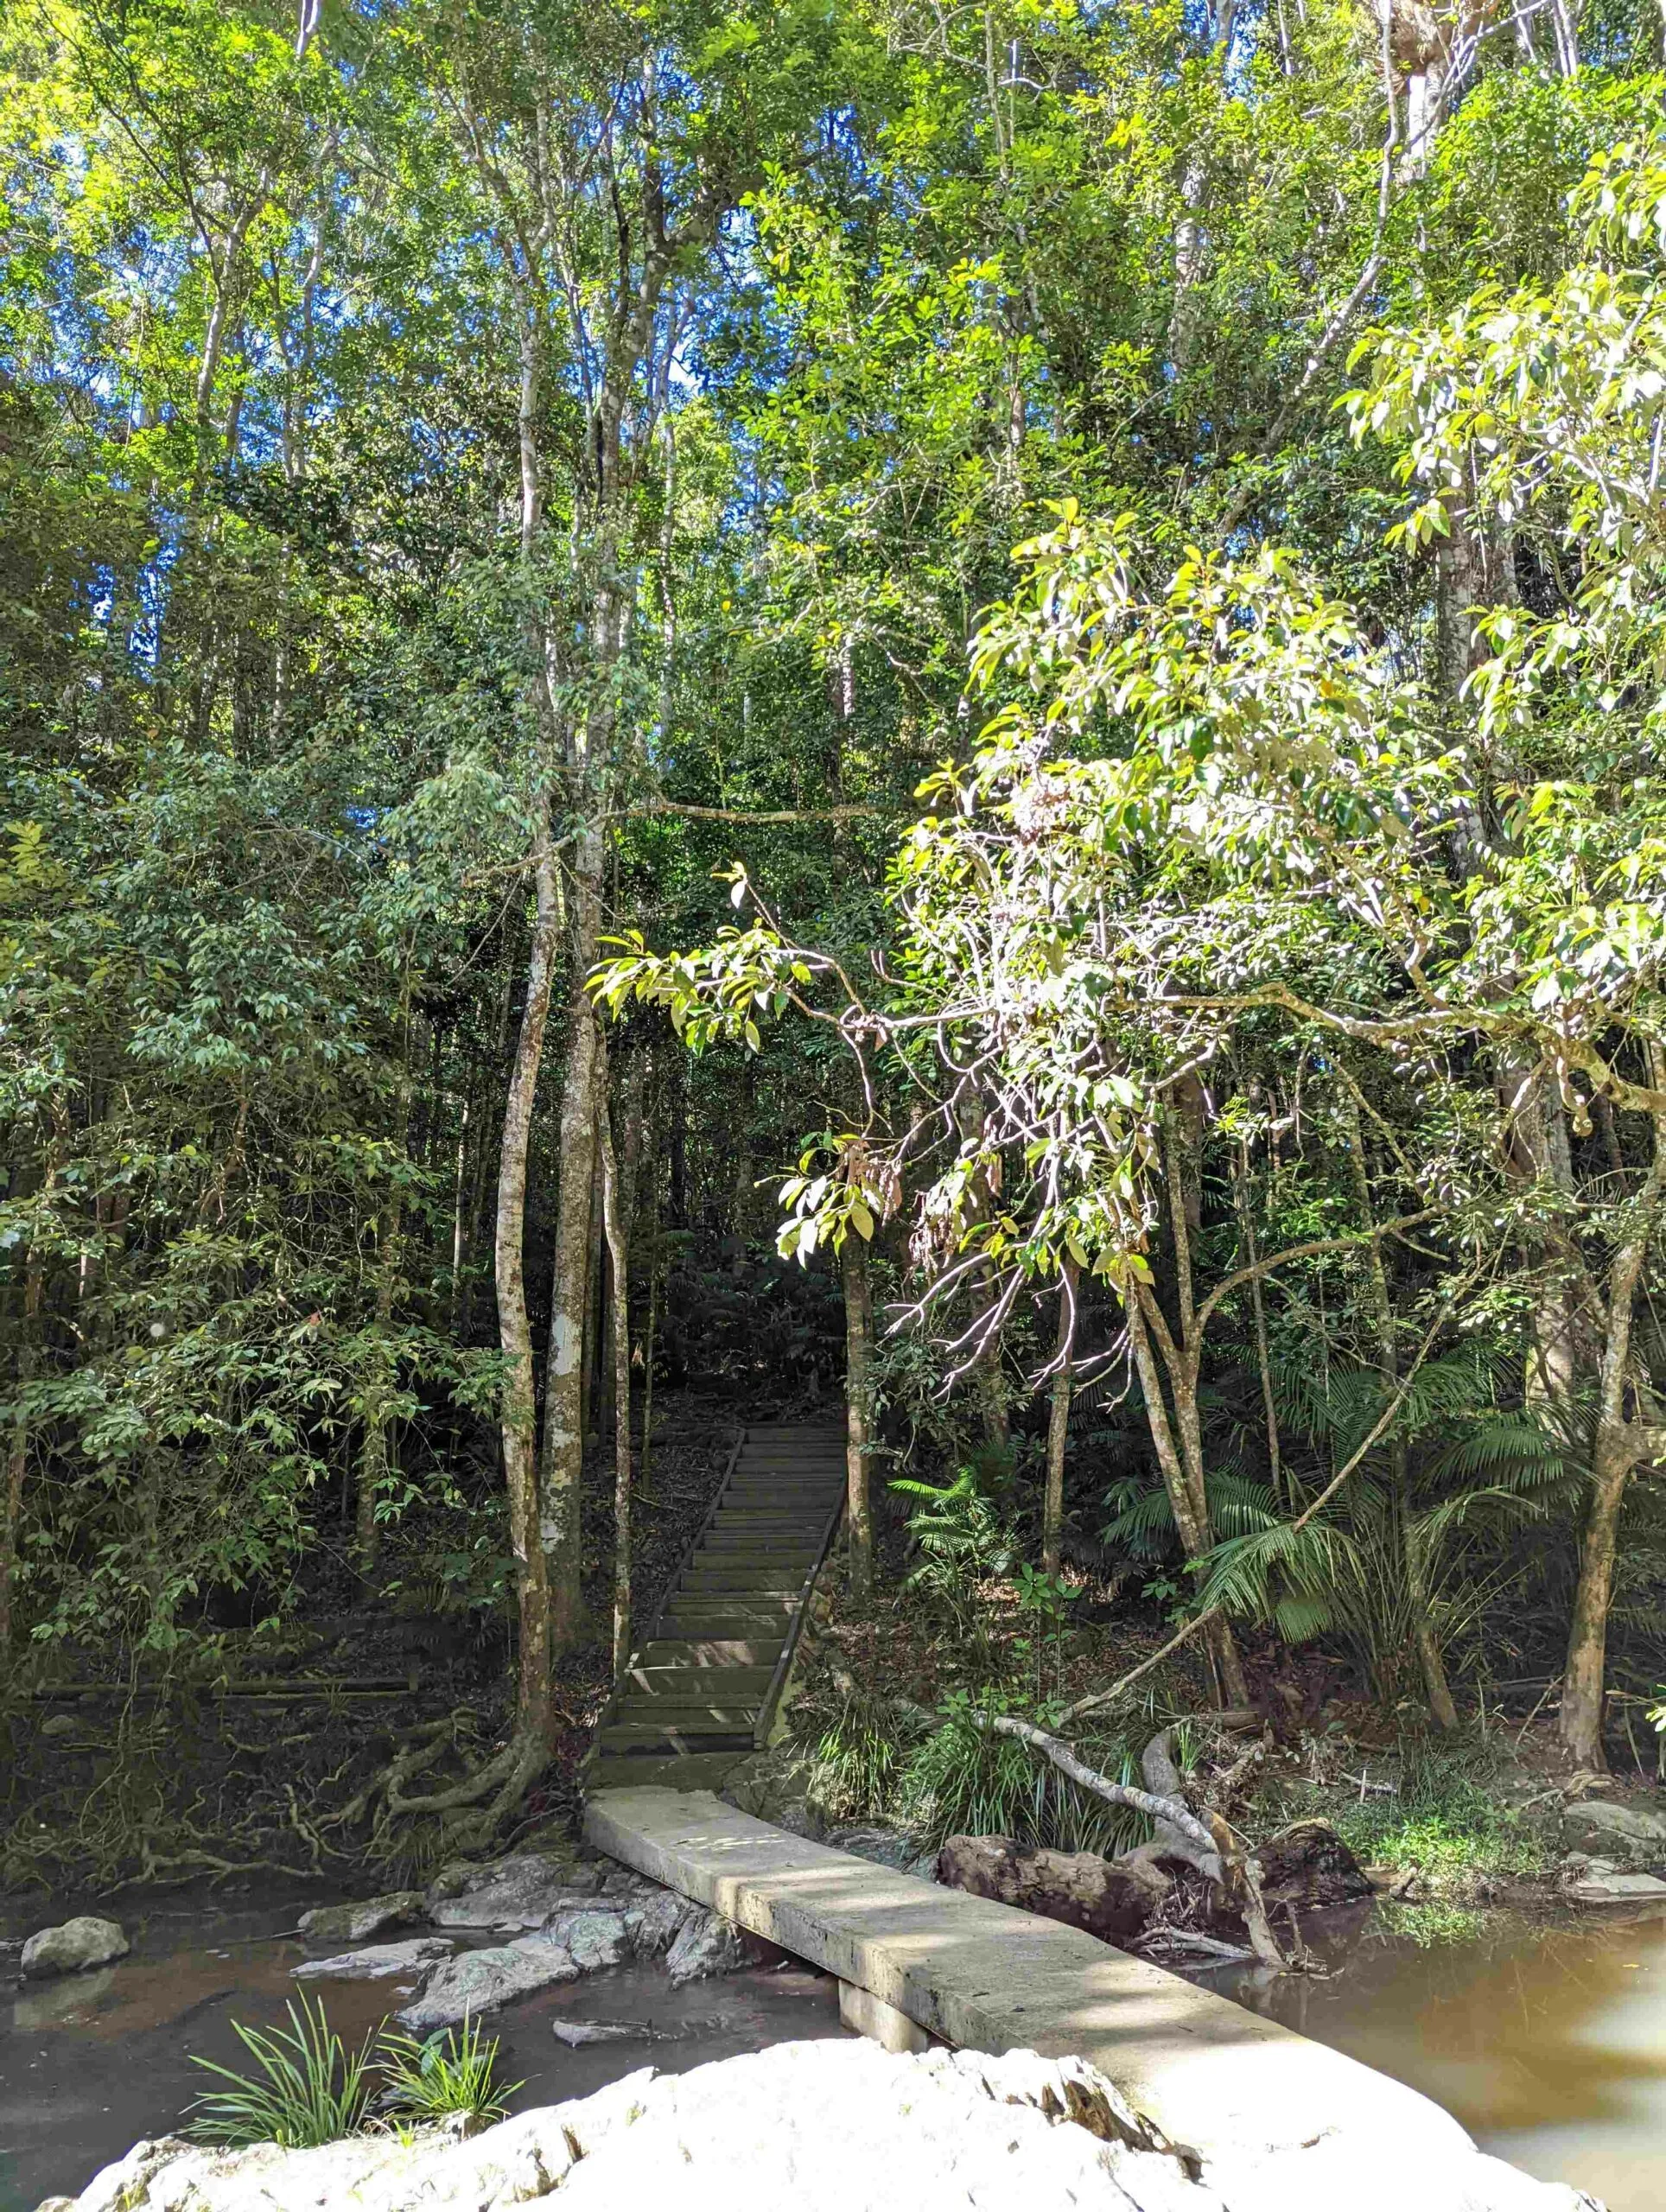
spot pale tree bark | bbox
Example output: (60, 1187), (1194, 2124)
(494, 810), (560, 1749)
(1124, 1284), (1251, 1709)
(843, 1231), (875, 1599)
(1560, 1085), (1666, 1770)
(597, 1038), (634, 1673)
(541, 849), (601, 1649)
(1042, 1261), (1078, 1578)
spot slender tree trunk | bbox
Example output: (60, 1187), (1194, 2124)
(1042, 1262), (1078, 1577)
(1124, 1287), (1250, 1707)
(1, 1251), (44, 1664)
(354, 1173), (404, 1577)
(1560, 1103), (1666, 1768)
(843, 1232), (875, 1599)
(597, 1042), (633, 1673)
(542, 823), (604, 1649)
(1232, 1141), (1283, 1504)
(494, 810), (559, 1747)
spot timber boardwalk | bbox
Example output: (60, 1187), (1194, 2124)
(588, 1422), (844, 1793)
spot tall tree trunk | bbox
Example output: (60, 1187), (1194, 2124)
(541, 824), (604, 1649)
(1042, 1262), (1078, 1577)
(1124, 1286), (1250, 1707)
(843, 1232), (875, 1600)
(494, 810), (559, 1748)
(1, 1250), (44, 1665)
(1560, 1102), (1666, 1769)
(353, 1171), (404, 1577)
(1231, 1141), (1283, 1504)
(597, 1041), (633, 1673)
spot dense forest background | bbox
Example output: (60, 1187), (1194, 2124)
(5, 0), (1666, 1868)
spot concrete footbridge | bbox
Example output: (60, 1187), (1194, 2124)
(584, 1784), (1582, 2212)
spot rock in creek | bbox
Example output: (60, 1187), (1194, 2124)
(39, 2036), (1599, 2212)
(550, 2018), (657, 2046)
(296, 1891), (426, 1945)
(292, 1936), (455, 1983)
(425, 1853), (602, 1931)
(1250, 1820), (1373, 1909)
(20, 1917), (130, 1981)
(623, 1885), (693, 1957)
(392, 1936), (577, 2032)
(1561, 1798), (1666, 1848)
(1564, 1866), (1666, 1904)
(664, 1907), (778, 1986)
(543, 1909), (633, 1974)
(936, 1834), (1162, 1944)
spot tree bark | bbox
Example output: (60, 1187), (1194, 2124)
(1124, 1285), (1250, 1707)
(843, 1231), (875, 1599)
(1042, 1262), (1078, 1577)
(542, 825), (604, 1651)
(597, 1039), (633, 1674)
(1560, 1100), (1666, 1768)
(494, 809), (559, 1749)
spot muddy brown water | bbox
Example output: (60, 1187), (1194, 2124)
(0, 1890), (849, 2211)
(1190, 1900), (1666, 2211)
(4, 1890), (1664, 2212)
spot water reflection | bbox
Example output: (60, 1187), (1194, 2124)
(1201, 1904), (1666, 2210)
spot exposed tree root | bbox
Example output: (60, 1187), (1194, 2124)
(980, 1712), (1290, 1969)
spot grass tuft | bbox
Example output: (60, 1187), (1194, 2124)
(378, 2016), (520, 2127)
(186, 1992), (377, 2148)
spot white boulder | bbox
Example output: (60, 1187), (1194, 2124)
(21, 1917), (129, 1980)
(39, 2040), (1602, 2212)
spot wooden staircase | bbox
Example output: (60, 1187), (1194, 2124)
(587, 1422), (845, 1795)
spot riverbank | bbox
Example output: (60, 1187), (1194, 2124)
(6, 1817), (1649, 2210)
(31, 2032), (1599, 2212)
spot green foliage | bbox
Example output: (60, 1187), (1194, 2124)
(1292, 1737), (1554, 1889)
(185, 1994), (377, 2150)
(891, 1460), (1018, 1625)
(377, 2018), (520, 2128)
(894, 1689), (1150, 1858)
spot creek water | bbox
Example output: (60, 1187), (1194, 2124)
(5, 1888), (1665, 2212)
(1195, 1899), (1666, 2211)
(0, 1889), (849, 2212)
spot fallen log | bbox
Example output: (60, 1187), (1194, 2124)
(936, 1834), (1166, 1945)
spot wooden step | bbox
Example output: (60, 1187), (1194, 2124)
(693, 1544), (819, 1566)
(661, 1611), (796, 1637)
(679, 1573), (808, 1596)
(599, 1720), (755, 1751)
(634, 1638), (784, 1669)
(614, 1700), (762, 1728)
(621, 1665), (777, 1699)
(701, 1529), (823, 1548)
(590, 1750), (747, 1793)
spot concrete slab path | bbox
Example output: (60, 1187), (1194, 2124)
(585, 1783), (1583, 2212)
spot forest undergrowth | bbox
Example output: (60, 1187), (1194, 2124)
(0, 1394), (738, 1895)
(782, 1481), (1662, 1910)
